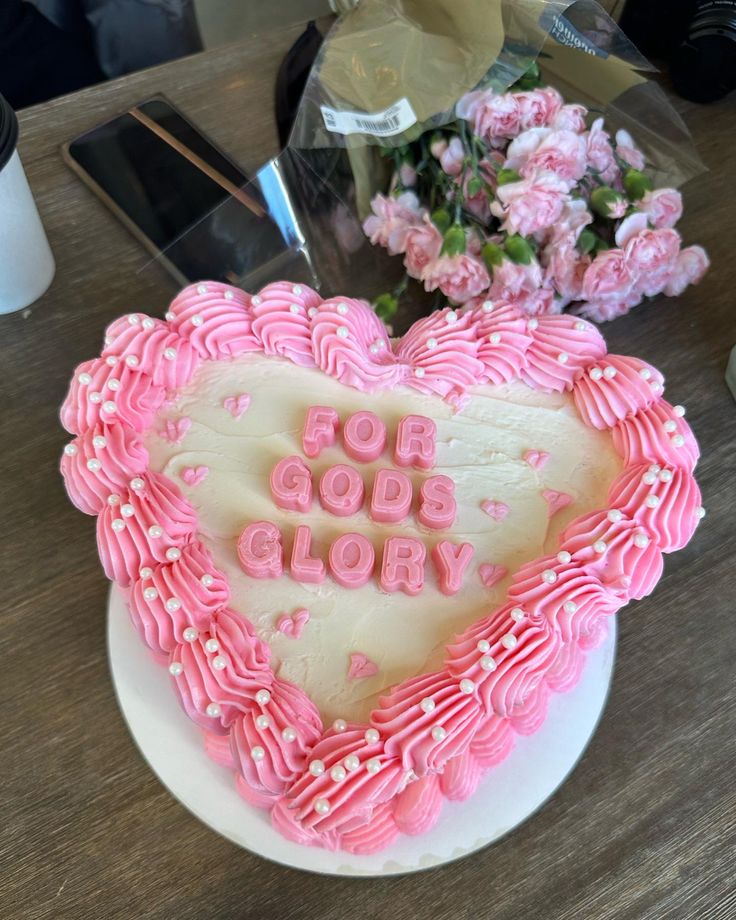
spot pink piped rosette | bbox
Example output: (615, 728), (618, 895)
(60, 282), (703, 855)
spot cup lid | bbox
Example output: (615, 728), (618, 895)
(0, 93), (19, 172)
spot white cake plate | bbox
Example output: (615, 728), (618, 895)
(108, 587), (616, 876)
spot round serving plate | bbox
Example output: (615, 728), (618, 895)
(108, 586), (616, 876)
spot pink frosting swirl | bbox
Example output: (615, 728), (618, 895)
(470, 301), (534, 385)
(393, 774), (443, 835)
(311, 297), (406, 391)
(60, 356), (165, 436)
(338, 801), (401, 854)
(250, 281), (321, 367)
(612, 400), (700, 472)
(573, 354), (665, 429)
(508, 680), (550, 735)
(608, 463), (702, 552)
(394, 307), (485, 402)
(128, 541), (229, 655)
(559, 510), (664, 600)
(96, 471), (197, 586)
(439, 748), (485, 801)
(521, 314), (606, 392)
(60, 423), (148, 515)
(545, 641), (587, 691)
(101, 313), (200, 391)
(166, 282), (260, 359)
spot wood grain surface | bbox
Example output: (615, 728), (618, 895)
(2, 32), (735, 920)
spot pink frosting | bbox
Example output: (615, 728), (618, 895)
(101, 313), (200, 390)
(60, 423), (148, 515)
(439, 748), (484, 801)
(470, 301), (534, 385)
(250, 281), (321, 366)
(572, 355), (665, 429)
(393, 774), (443, 835)
(521, 314), (606, 392)
(612, 400), (700, 472)
(166, 282), (260, 359)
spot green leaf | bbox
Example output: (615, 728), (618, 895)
(467, 176), (483, 198)
(481, 242), (505, 270)
(577, 228), (597, 255)
(374, 294), (398, 322)
(623, 168), (653, 201)
(504, 234), (535, 264)
(441, 224), (467, 257)
(431, 208), (451, 233)
(496, 168), (521, 186)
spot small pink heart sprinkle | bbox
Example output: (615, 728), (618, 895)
(276, 608), (310, 639)
(543, 488), (573, 517)
(161, 417), (191, 444)
(223, 394), (251, 418)
(481, 499), (510, 521)
(524, 449), (550, 471)
(348, 652), (379, 680)
(479, 563), (508, 588)
(180, 465), (209, 486)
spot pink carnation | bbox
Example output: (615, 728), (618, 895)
(582, 248), (636, 302)
(489, 259), (559, 316)
(577, 289), (641, 323)
(663, 245), (710, 297)
(639, 188), (683, 229)
(439, 136), (465, 176)
(625, 227), (681, 296)
(403, 219), (443, 278)
(504, 128), (550, 172)
(586, 118), (619, 185)
(421, 253), (490, 304)
(515, 87), (564, 130)
(543, 240), (590, 307)
(615, 129), (646, 170)
(362, 192), (423, 255)
(491, 172), (569, 237)
(546, 198), (593, 246)
(520, 129), (587, 186)
(551, 103), (588, 133)
(457, 89), (521, 145)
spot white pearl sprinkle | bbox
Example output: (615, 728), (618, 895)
(542, 569), (557, 584)
(651, 381), (663, 394)
(489, 332), (501, 345)
(250, 746), (265, 762)
(292, 285), (302, 295)
(212, 656), (227, 670)
(201, 574), (214, 587)
(252, 296), (262, 306)
(639, 368), (652, 380)
(107, 494), (120, 505)
(143, 587), (158, 601)
(426, 337), (438, 350)
(102, 401), (116, 414)
(663, 419), (677, 433)
(111, 518), (125, 533)
(476, 639), (490, 653)
(107, 379), (120, 392)
(282, 726), (297, 743)
(139, 567), (153, 579)
(697, 506), (706, 519)
(289, 303), (300, 314)
(165, 597), (182, 612)
(459, 678), (475, 694)
(256, 714), (270, 729)
(674, 405), (686, 417)
(511, 606), (525, 621)
(333, 718), (347, 732)
(365, 728), (380, 744)
(105, 356), (118, 367)
(128, 314), (140, 325)
(634, 532), (650, 548)
(166, 547), (181, 562)
(165, 311), (175, 321)
(671, 434), (685, 447)
(64, 443), (78, 456)
(563, 600), (578, 614)
(649, 463), (662, 473)
(502, 633), (517, 649)
(344, 754), (360, 772)
(314, 798), (330, 815)
(190, 314), (203, 327)
(366, 758), (382, 774)
(78, 372), (92, 385)
(130, 477), (145, 491)
(86, 458), (102, 472)
(482, 300), (494, 313)
(446, 311), (458, 325)
(309, 760), (325, 776)
(373, 338), (383, 349)
(593, 539), (607, 554)
(92, 435), (107, 449)
(642, 471), (657, 485)
(607, 509), (623, 523)
(414, 367), (426, 378)
(148, 524), (163, 538)
(336, 325), (349, 338)
(590, 367), (603, 381)
(205, 639), (219, 653)
(125, 355), (139, 368)
(557, 352), (569, 364)
(169, 662), (184, 676)
(575, 321), (587, 331)
(308, 306), (318, 317)
(480, 655), (497, 671)
(645, 494), (660, 508)
(420, 697), (435, 713)
(603, 365), (617, 379)
(89, 391), (102, 404)
(330, 765), (346, 782)
(163, 347), (177, 360)
(223, 290), (234, 300)
(369, 344), (379, 354)
(557, 551), (572, 564)
(431, 726), (447, 741)
(142, 318), (155, 330)
(256, 689), (271, 705)
(336, 302), (349, 315)
(527, 318), (538, 330)
(206, 702), (221, 717)
(197, 284), (207, 294)
(659, 469), (673, 482)
(183, 627), (198, 642)
(120, 503), (134, 518)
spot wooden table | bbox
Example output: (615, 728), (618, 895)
(3, 31), (735, 920)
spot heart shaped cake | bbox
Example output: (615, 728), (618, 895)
(60, 281), (702, 854)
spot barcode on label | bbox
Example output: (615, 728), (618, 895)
(320, 98), (416, 138)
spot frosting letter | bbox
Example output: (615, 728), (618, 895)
(237, 521), (283, 578)
(290, 525), (326, 583)
(432, 540), (474, 596)
(394, 415), (436, 470)
(270, 455), (312, 512)
(329, 533), (375, 589)
(319, 464), (365, 517)
(380, 536), (426, 595)
(343, 411), (387, 463)
(302, 406), (339, 458)
(370, 468), (413, 524)
(418, 475), (456, 529)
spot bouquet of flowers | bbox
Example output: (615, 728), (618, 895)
(363, 65), (709, 324)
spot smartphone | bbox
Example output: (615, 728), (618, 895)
(63, 96), (278, 286)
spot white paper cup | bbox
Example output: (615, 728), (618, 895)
(0, 94), (55, 314)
